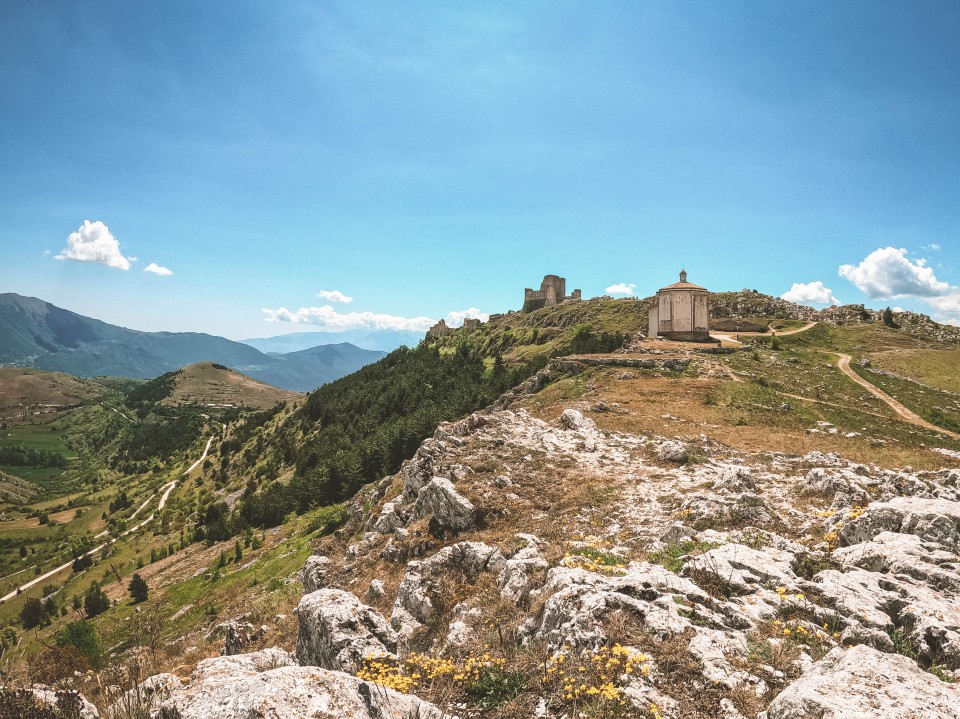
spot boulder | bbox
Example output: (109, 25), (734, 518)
(412, 477), (476, 531)
(391, 542), (505, 636)
(763, 645), (960, 718)
(499, 534), (548, 602)
(154, 659), (449, 719)
(296, 589), (397, 673)
(301, 555), (332, 593)
(6, 687), (98, 719)
(559, 409), (598, 434)
(838, 497), (960, 548)
(657, 440), (688, 463)
(113, 673), (182, 716)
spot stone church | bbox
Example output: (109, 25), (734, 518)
(647, 270), (711, 341)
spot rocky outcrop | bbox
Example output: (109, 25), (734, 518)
(296, 589), (398, 673)
(154, 651), (449, 719)
(7, 688), (99, 719)
(412, 477), (476, 531)
(301, 555), (331, 593)
(391, 541), (505, 636)
(838, 497), (960, 548)
(763, 645), (960, 718)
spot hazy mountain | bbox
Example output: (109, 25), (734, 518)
(246, 343), (386, 392)
(0, 293), (383, 391)
(240, 328), (424, 354)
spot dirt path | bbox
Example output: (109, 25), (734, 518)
(835, 353), (960, 441)
(712, 321), (818, 345)
(0, 434), (216, 603)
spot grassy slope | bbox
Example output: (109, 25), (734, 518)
(159, 362), (300, 409)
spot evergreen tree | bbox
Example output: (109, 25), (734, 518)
(83, 581), (110, 617)
(19, 597), (44, 629)
(234, 540), (243, 563)
(18, 545), (27, 559)
(128, 573), (149, 603)
(882, 307), (898, 328)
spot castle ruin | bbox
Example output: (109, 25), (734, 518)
(522, 275), (581, 312)
(647, 270), (711, 342)
(425, 319), (451, 340)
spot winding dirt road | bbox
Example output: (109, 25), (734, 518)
(0, 434), (215, 603)
(835, 353), (960, 442)
(712, 320), (818, 345)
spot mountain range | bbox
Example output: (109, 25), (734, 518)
(241, 328), (424, 354)
(0, 293), (385, 392)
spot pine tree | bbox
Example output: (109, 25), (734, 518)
(234, 540), (243, 563)
(83, 581), (110, 617)
(128, 573), (149, 603)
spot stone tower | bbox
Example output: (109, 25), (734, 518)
(522, 275), (582, 312)
(647, 270), (711, 341)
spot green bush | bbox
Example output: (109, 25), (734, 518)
(55, 620), (104, 669)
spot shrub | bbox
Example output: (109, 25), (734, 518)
(55, 619), (104, 669)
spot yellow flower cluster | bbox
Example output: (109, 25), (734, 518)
(771, 619), (833, 645)
(774, 586), (806, 603)
(541, 644), (651, 707)
(561, 537), (629, 577)
(846, 505), (864, 519)
(356, 650), (506, 694)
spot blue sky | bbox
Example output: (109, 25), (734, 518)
(1, 1), (959, 339)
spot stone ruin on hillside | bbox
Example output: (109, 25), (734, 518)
(522, 275), (582, 312)
(424, 317), (483, 341)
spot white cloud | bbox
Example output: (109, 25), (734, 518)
(781, 281), (839, 307)
(55, 220), (133, 270)
(926, 291), (960, 319)
(317, 289), (353, 303)
(446, 308), (489, 327)
(838, 247), (948, 298)
(262, 304), (435, 332)
(605, 282), (636, 296)
(144, 262), (172, 276)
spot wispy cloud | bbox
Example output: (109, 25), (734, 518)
(781, 281), (839, 307)
(55, 220), (133, 270)
(317, 289), (353, 303)
(263, 304), (435, 331)
(144, 262), (172, 276)
(605, 282), (636, 296)
(446, 308), (489, 327)
(839, 247), (948, 298)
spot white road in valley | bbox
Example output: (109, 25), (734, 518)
(0, 434), (215, 603)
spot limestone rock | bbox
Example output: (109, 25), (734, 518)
(763, 644), (960, 718)
(296, 589), (397, 673)
(301, 555), (332, 593)
(114, 673), (182, 716)
(154, 659), (449, 719)
(368, 499), (406, 534)
(657, 440), (688, 463)
(838, 497), (960, 548)
(412, 476), (476, 531)
(833, 531), (960, 593)
(559, 409), (598, 434)
(364, 579), (386, 603)
(499, 534), (548, 602)
(11, 687), (99, 719)
(391, 542), (505, 636)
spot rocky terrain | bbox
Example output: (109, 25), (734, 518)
(32, 394), (956, 718)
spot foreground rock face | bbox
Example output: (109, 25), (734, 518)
(763, 644), (960, 719)
(154, 651), (449, 719)
(12, 688), (99, 719)
(296, 588), (398, 673)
